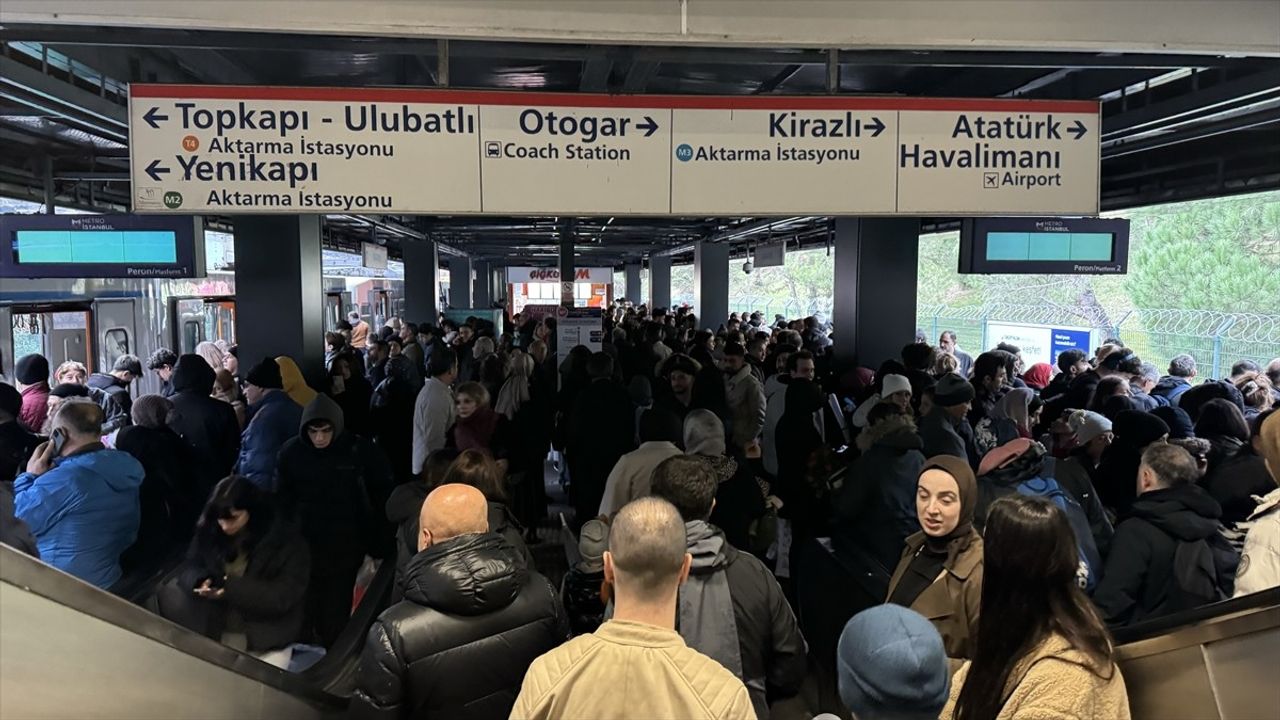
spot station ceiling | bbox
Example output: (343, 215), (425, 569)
(1, 25), (1278, 266)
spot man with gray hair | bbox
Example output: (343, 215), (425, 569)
(13, 399), (143, 588)
(513, 497), (753, 719)
(1130, 361), (1164, 411)
(1153, 354), (1198, 406)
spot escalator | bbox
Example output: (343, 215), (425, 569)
(0, 544), (393, 719)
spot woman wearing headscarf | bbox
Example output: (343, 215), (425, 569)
(195, 341), (225, 373)
(1022, 362), (1054, 392)
(974, 387), (1037, 459)
(684, 409), (766, 552)
(886, 455), (984, 666)
(274, 356), (318, 408)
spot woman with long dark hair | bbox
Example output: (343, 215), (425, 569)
(946, 495), (1130, 720)
(161, 476), (310, 668)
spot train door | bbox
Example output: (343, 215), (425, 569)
(171, 296), (237, 354)
(373, 289), (394, 328)
(324, 292), (349, 331)
(7, 304), (93, 373)
(93, 299), (139, 378)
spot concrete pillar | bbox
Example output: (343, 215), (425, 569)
(559, 229), (575, 307)
(832, 217), (920, 370)
(448, 256), (471, 309)
(233, 215), (325, 386)
(694, 241), (730, 331)
(649, 255), (672, 310)
(624, 263), (643, 305)
(402, 238), (439, 324)
(473, 259), (492, 309)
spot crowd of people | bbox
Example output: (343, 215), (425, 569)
(2, 301), (1279, 719)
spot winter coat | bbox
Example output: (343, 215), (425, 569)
(566, 379), (637, 521)
(833, 415), (925, 573)
(1129, 388), (1162, 412)
(1, 480), (39, 557)
(886, 531), (984, 663)
(329, 372), (372, 438)
(1093, 484), (1237, 626)
(1053, 453), (1116, 558)
(276, 394), (392, 574)
(1200, 435), (1275, 525)
(1152, 376), (1193, 406)
(0, 419), (41, 483)
(1094, 439), (1147, 518)
(13, 446), (144, 588)
(761, 374), (789, 477)
(350, 532), (568, 720)
(943, 633), (1131, 720)
(168, 357), (241, 495)
(168, 519), (311, 652)
(724, 365), (766, 450)
(488, 501), (537, 571)
(81, 384), (129, 434)
(598, 440), (682, 517)
(115, 424), (201, 572)
(919, 407), (978, 469)
(561, 566), (606, 636)
(87, 372), (133, 423)
(701, 529), (807, 719)
(19, 382), (49, 433)
(511, 620), (754, 720)
(236, 390), (302, 491)
(1235, 488), (1280, 597)
(411, 377), (454, 475)
(698, 454), (768, 554)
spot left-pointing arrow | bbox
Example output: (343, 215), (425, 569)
(143, 107), (169, 129)
(145, 159), (170, 182)
(636, 116), (659, 137)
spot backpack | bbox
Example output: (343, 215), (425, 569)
(1169, 530), (1237, 612)
(1014, 466), (1103, 593)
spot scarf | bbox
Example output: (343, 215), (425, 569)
(684, 409), (726, 456)
(919, 454), (980, 555)
(452, 406), (501, 451)
(991, 387), (1035, 434)
(494, 375), (530, 420)
(678, 520), (744, 680)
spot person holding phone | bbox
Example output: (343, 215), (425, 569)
(13, 399), (144, 589)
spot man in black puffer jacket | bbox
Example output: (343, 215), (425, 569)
(351, 484), (567, 720)
(168, 354), (240, 497)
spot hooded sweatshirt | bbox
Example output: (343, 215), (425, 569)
(13, 445), (144, 588)
(275, 356), (318, 408)
(168, 354), (241, 494)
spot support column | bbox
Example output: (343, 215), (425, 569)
(832, 217), (920, 370)
(694, 241), (729, 331)
(624, 263), (643, 305)
(559, 228), (575, 308)
(233, 215), (325, 386)
(649, 255), (672, 310)
(448, 257), (471, 309)
(472, 259), (492, 309)
(402, 238), (439, 323)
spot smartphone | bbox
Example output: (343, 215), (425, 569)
(50, 428), (66, 456)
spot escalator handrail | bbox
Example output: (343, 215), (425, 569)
(1, 544), (348, 709)
(299, 558), (395, 691)
(1112, 586), (1280, 646)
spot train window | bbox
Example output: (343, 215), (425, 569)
(183, 320), (200, 353)
(103, 328), (129, 369)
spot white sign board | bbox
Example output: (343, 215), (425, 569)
(130, 86), (1099, 216)
(506, 266), (613, 283)
(361, 242), (388, 270)
(754, 242), (786, 268)
(986, 321), (1095, 367)
(556, 306), (604, 368)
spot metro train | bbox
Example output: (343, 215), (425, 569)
(1, 274), (405, 396)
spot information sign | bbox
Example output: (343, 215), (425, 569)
(986, 321), (1095, 367)
(130, 86), (1099, 216)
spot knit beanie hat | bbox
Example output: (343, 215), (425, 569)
(0, 382), (21, 418)
(577, 518), (610, 573)
(244, 356), (284, 390)
(14, 354), (50, 385)
(881, 374), (912, 397)
(1151, 406), (1195, 440)
(837, 604), (950, 720)
(1180, 380), (1246, 421)
(1114, 410), (1170, 447)
(1067, 409), (1112, 445)
(934, 372), (975, 407)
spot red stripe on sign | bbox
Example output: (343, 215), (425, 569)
(129, 84), (1099, 113)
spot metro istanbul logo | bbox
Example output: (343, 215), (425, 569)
(675, 144), (693, 162)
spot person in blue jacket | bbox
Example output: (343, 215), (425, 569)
(13, 399), (144, 589)
(236, 357), (303, 491)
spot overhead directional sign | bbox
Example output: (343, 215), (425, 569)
(129, 86), (1100, 216)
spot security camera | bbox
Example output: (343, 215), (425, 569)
(742, 260), (754, 275)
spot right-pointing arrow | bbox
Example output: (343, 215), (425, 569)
(865, 116), (885, 138)
(636, 115), (659, 138)
(1069, 120), (1088, 140)
(145, 159), (170, 182)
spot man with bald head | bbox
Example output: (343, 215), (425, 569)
(351, 484), (567, 720)
(512, 497), (753, 720)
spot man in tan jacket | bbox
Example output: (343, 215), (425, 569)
(510, 497), (754, 720)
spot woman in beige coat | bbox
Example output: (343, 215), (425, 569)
(945, 495), (1130, 720)
(885, 454), (984, 664)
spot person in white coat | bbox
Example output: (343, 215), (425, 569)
(1235, 410), (1280, 597)
(598, 409), (683, 517)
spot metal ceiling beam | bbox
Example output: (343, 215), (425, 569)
(999, 68), (1078, 97)
(621, 60), (660, 93)
(1102, 107), (1280, 158)
(1103, 68), (1280, 135)
(165, 47), (257, 84)
(0, 56), (127, 135)
(579, 55), (614, 93)
(753, 64), (802, 94)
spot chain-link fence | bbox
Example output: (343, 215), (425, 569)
(917, 304), (1280, 380)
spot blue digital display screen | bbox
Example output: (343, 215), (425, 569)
(15, 230), (179, 264)
(985, 232), (1114, 262)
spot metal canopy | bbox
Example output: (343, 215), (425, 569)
(1, 25), (1277, 267)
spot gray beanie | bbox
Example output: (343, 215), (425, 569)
(837, 604), (950, 720)
(1067, 409), (1113, 444)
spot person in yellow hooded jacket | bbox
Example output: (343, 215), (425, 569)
(275, 355), (318, 408)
